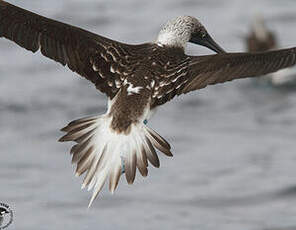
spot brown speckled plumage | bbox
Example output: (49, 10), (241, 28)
(1, 1), (295, 112)
(2, 1), (296, 206)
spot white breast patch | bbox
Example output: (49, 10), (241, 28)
(127, 83), (143, 95)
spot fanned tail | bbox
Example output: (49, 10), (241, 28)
(59, 114), (172, 207)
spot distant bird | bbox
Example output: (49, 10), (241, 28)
(0, 207), (9, 226)
(1, 1), (296, 206)
(246, 15), (277, 52)
(246, 15), (296, 85)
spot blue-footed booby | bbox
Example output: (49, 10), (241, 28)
(1, 1), (296, 206)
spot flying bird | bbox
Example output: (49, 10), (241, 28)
(246, 15), (296, 86)
(1, 1), (296, 206)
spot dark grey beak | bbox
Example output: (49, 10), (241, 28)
(190, 34), (226, 53)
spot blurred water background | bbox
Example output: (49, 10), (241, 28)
(1, 0), (296, 229)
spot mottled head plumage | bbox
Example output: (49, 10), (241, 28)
(156, 16), (204, 49)
(156, 16), (225, 53)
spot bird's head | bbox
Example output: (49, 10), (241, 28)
(156, 15), (225, 53)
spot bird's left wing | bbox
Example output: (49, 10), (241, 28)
(152, 47), (296, 106)
(182, 47), (296, 94)
(0, 0), (142, 98)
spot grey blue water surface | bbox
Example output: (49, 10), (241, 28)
(1, 0), (296, 229)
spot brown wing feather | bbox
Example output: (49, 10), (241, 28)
(182, 48), (296, 94)
(0, 1), (142, 98)
(152, 47), (296, 107)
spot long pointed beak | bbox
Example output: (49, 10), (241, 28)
(190, 34), (226, 53)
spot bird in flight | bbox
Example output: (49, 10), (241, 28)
(1, 1), (296, 207)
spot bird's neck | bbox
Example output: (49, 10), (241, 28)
(156, 31), (187, 50)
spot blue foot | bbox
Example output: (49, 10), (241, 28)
(121, 157), (125, 174)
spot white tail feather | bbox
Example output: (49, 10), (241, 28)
(59, 114), (172, 207)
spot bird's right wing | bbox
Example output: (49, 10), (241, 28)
(0, 0), (144, 98)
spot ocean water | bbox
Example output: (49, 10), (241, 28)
(1, 0), (296, 229)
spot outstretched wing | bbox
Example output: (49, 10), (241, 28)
(0, 0), (142, 98)
(152, 47), (296, 106)
(183, 48), (296, 93)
